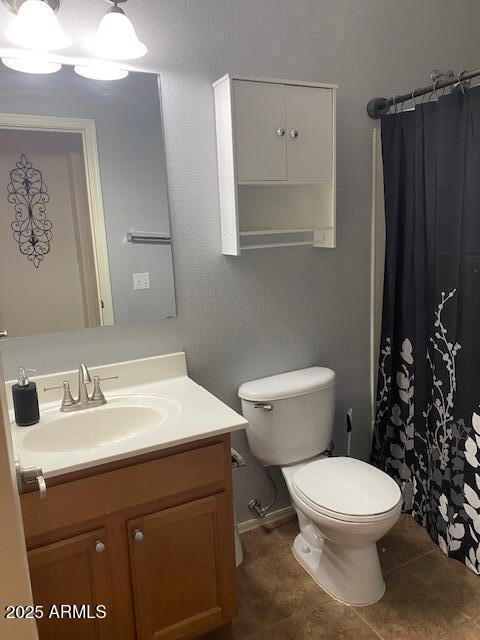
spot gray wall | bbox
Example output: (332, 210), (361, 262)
(0, 66), (175, 324)
(2, 0), (480, 523)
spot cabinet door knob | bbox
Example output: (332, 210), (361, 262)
(0, 329), (7, 338)
(94, 540), (106, 553)
(290, 129), (299, 139)
(276, 127), (286, 137)
(133, 529), (144, 542)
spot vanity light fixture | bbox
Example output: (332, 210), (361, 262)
(89, 0), (147, 60)
(74, 62), (128, 81)
(1, 54), (61, 74)
(3, 0), (72, 51)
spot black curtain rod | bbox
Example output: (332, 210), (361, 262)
(367, 69), (480, 119)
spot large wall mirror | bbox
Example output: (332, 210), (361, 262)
(0, 63), (175, 338)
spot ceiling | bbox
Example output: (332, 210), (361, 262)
(0, 0), (167, 72)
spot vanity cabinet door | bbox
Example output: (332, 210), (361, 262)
(28, 528), (115, 640)
(127, 492), (236, 640)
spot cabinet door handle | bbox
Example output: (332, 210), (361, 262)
(133, 529), (144, 542)
(276, 127), (286, 137)
(0, 329), (7, 338)
(290, 129), (299, 139)
(94, 540), (106, 553)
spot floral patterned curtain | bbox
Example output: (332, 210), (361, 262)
(372, 88), (480, 574)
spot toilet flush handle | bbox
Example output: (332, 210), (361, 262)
(253, 403), (273, 411)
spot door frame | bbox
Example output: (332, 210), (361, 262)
(0, 355), (38, 639)
(0, 112), (114, 326)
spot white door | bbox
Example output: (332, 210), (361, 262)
(286, 85), (333, 182)
(0, 129), (102, 337)
(0, 356), (38, 639)
(233, 80), (287, 182)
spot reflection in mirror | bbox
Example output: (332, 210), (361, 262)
(0, 64), (175, 339)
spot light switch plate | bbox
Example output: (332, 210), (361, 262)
(133, 272), (151, 290)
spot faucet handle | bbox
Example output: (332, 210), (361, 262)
(43, 381), (76, 409)
(90, 375), (118, 403)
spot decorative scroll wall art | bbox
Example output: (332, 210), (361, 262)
(7, 153), (53, 268)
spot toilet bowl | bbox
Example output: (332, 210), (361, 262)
(238, 367), (402, 606)
(282, 456), (401, 605)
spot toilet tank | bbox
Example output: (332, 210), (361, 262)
(238, 367), (335, 466)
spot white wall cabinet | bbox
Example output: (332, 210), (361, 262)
(213, 74), (337, 255)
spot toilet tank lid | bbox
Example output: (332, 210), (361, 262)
(238, 367), (335, 401)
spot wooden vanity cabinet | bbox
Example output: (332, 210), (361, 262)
(28, 528), (115, 640)
(20, 435), (237, 640)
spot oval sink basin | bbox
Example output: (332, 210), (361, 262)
(20, 395), (181, 453)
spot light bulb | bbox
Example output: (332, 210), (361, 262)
(2, 55), (61, 74)
(74, 63), (128, 81)
(6, 0), (72, 51)
(89, 8), (147, 60)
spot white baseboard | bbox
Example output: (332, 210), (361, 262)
(237, 505), (295, 534)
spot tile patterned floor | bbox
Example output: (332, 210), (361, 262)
(204, 515), (480, 640)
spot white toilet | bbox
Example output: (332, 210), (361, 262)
(238, 367), (402, 606)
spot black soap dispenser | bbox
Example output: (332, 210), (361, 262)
(12, 367), (40, 427)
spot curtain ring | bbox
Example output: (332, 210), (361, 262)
(412, 90), (417, 108)
(441, 71), (454, 97)
(428, 78), (440, 103)
(388, 96), (397, 115)
(394, 95), (400, 115)
(428, 69), (443, 103)
(457, 70), (468, 95)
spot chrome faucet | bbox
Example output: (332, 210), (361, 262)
(44, 363), (118, 412)
(78, 363), (92, 407)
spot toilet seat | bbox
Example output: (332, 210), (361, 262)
(291, 456), (402, 523)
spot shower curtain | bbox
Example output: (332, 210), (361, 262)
(372, 88), (480, 574)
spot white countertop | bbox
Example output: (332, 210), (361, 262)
(9, 353), (248, 478)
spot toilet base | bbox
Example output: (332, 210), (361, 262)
(291, 532), (386, 606)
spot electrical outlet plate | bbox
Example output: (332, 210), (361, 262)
(133, 272), (150, 290)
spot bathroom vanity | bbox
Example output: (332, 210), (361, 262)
(9, 353), (248, 640)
